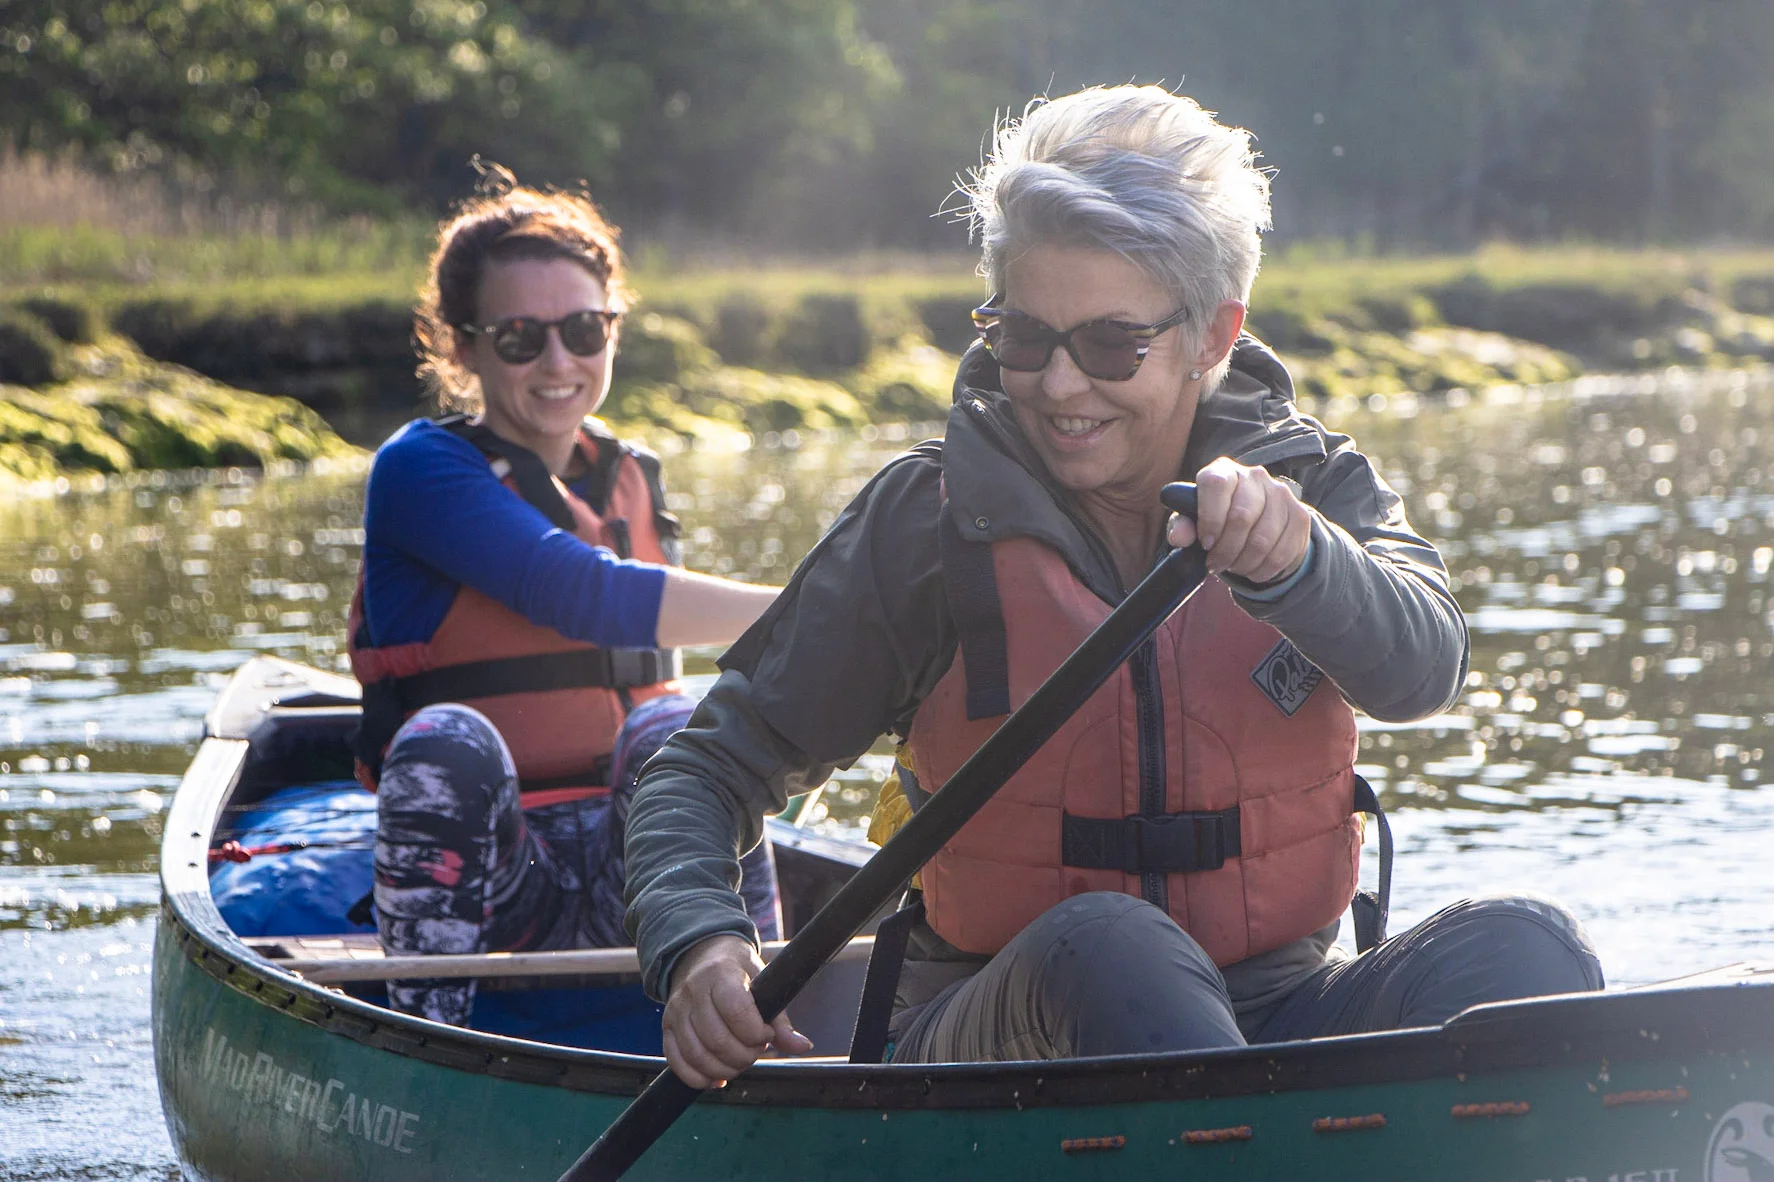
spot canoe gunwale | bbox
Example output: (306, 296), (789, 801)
(159, 658), (1774, 1113)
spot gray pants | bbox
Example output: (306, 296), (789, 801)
(890, 891), (1604, 1063)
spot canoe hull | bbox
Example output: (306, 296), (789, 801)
(155, 906), (1774, 1181)
(154, 658), (1774, 1182)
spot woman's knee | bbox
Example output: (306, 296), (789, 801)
(1018, 892), (1202, 974)
(382, 705), (515, 804)
(1422, 895), (1605, 996)
(1022, 893), (1240, 1054)
(611, 693), (698, 789)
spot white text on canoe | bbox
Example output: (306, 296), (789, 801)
(201, 1026), (421, 1154)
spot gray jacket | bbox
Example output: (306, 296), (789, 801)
(624, 338), (1469, 1008)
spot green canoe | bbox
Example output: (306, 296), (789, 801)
(155, 657), (1774, 1181)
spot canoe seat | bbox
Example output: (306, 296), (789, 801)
(247, 933), (383, 961)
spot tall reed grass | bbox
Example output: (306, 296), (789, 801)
(0, 144), (433, 288)
(7, 141), (1774, 330)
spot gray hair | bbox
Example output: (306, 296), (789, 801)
(963, 86), (1272, 390)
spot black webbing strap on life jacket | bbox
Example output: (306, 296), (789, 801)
(937, 506), (1012, 720)
(848, 895), (925, 1064)
(441, 415), (677, 562)
(1060, 806), (1244, 874)
(352, 663), (629, 787)
(1058, 773), (1393, 954)
(382, 646), (682, 712)
(351, 678), (407, 777)
(438, 414), (578, 531)
(1350, 773), (1392, 954)
(352, 647), (680, 781)
(575, 423), (629, 518)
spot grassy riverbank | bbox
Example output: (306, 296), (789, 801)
(6, 234), (1774, 482)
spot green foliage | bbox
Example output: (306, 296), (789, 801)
(611, 312), (717, 387)
(2, 1), (1773, 247)
(0, 336), (357, 484)
(12, 247), (1774, 476)
(0, 218), (434, 287)
(1734, 277), (1774, 317)
(844, 337), (955, 422)
(1243, 307), (1342, 354)
(507, 0), (898, 241)
(0, 307), (71, 386)
(0, 386), (133, 475)
(773, 293), (873, 374)
(0, 0), (629, 212)
(14, 294), (100, 342)
(1286, 327), (1578, 404)
(690, 367), (868, 434)
(710, 295), (776, 368)
(109, 297), (415, 386)
(914, 294), (981, 355)
(1426, 275), (1697, 357)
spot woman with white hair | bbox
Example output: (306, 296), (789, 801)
(624, 85), (1603, 1083)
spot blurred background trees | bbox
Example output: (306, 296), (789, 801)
(2, 0), (1771, 250)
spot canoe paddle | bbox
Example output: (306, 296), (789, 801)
(559, 481), (1209, 1182)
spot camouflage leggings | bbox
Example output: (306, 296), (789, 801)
(373, 695), (782, 1025)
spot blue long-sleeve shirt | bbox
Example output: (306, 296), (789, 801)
(359, 420), (667, 650)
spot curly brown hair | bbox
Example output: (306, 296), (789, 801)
(415, 163), (629, 411)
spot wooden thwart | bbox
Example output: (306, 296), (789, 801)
(252, 934), (876, 985)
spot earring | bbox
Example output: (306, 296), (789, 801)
(1188, 368), (1203, 381)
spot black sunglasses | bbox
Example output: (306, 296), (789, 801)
(458, 309), (620, 365)
(971, 298), (1189, 381)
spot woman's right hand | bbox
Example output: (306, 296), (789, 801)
(661, 934), (813, 1089)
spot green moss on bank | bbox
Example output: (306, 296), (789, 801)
(0, 335), (359, 488)
(9, 246), (1774, 478)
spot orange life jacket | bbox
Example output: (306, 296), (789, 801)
(348, 416), (682, 806)
(903, 516), (1366, 967)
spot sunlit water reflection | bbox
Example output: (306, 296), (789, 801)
(4, 374), (1774, 1177)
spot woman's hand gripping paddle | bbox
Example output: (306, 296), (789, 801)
(559, 482), (1209, 1182)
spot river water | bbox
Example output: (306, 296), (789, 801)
(4, 372), (1773, 1178)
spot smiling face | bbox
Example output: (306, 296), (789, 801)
(456, 256), (617, 465)
(998, 245), (1201, 501)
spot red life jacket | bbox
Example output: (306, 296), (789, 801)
(903, 514), (1366, 967)
(348, 417), (682, 807)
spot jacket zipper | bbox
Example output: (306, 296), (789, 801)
(1131, 639), (1168, 909)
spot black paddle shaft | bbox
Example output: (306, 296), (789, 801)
(560, 482), (1207, 1182)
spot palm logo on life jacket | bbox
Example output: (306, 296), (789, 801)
(1253, 637), (1326, 717)
(348, 416), (682, 807)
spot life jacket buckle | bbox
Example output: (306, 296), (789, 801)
(1061, 807), (1243, 875)
(608, 648), (682, 685)
(1127, 809), (1240, 875)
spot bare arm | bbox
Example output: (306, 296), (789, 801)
(655, 568), (780, 649)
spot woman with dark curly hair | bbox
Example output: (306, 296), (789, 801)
(347, 168), (781, 1026)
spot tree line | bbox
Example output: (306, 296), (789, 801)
(2, 0), (1771, 250)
